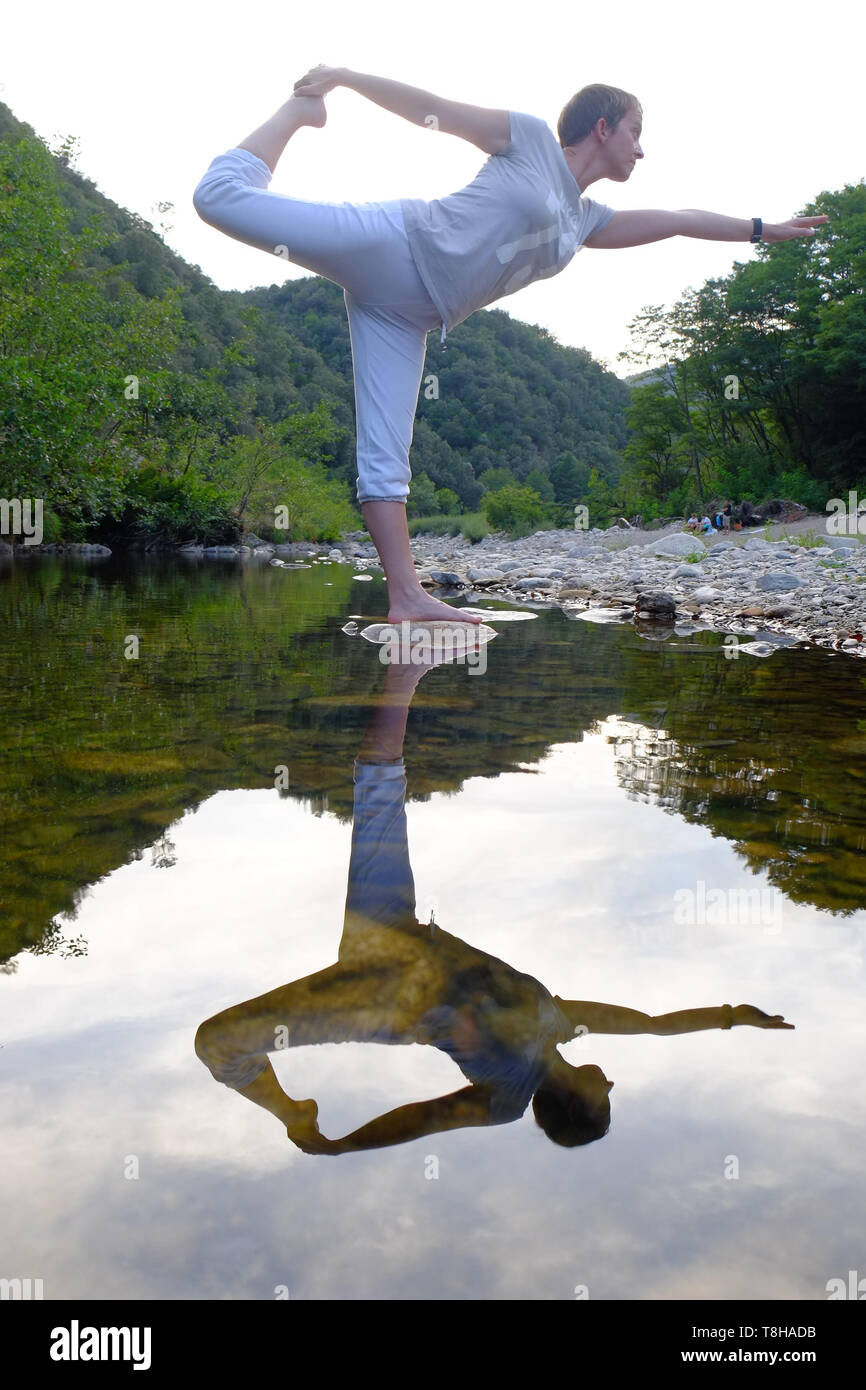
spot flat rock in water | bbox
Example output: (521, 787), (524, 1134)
(458, 608), (538, 622)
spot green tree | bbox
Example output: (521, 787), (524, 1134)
(406, 471), (439, 517)
(525, 468), (555, 503)
(621, 382), (692, 506)
(435, 486), (460, 514)
(483, 484), (543, 533)
(0, 135), (183, 523)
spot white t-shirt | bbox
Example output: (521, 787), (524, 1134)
(400, 110), (618, 333)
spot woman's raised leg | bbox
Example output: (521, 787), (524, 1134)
(237, 93), (326, 174)
(194, 97), (482, 623)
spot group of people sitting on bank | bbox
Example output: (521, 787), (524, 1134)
(685, 500), (763, 533)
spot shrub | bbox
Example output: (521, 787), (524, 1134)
(102, 466), (239, 544)
(459, 512), (489, 542)
(482, 484), (544, 534)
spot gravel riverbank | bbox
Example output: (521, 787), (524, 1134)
(407, 516), (866, 658)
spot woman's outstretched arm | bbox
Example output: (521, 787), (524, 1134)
(555, 998), (794, 1034)
(584, 209), (829, 248)
(293, 64), (511, 154)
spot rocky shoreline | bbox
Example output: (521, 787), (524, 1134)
(409, 520), (866, 658)
(5, 519), (865, 658)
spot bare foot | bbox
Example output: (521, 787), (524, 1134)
(388, 590), (483, 625)
(289, 93), (327, 128)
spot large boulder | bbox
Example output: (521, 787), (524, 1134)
(645, 533), (706, 558)
(754, 498), (809, 524)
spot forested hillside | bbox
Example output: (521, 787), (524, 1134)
(0, 103), (628, 543)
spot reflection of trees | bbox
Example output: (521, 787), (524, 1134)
(603, 655), (866, 914)
(150, 834), (177, 869)
(28, 921), (88, 960)
(2, 560), (865, 964)
(605, 720), (682, 806)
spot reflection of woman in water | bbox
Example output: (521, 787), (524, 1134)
(195, 654), (793, 1154)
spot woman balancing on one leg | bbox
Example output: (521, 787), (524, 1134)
(192, 66), (828, 624)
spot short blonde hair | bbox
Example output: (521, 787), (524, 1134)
(557, 84), (642, 148)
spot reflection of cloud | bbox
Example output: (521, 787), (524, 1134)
(2, 739), (864, 1299)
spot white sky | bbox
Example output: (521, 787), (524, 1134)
(3, 0), (861, 373)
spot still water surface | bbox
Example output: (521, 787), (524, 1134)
(1, 555), (864, 1300)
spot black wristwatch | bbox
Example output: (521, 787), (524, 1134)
(750, 217), (763, 243)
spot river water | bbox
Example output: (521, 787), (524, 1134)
(1, 553), (864, 1300)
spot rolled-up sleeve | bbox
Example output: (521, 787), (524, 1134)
(191, 147), (280, 254)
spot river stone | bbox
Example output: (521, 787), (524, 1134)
(429, 570), (464, 587)
(824, 533), (863, 549)
(634, 591), (676, 615)
(559, 586), (596, 600)
(743, 536), (774, 550)
(515, 577), (554, 591)
(645, 533), (706, 558)
(204, 546), (239, 557)
(467, 568), (506, 585)
(694, 586), (725, 601)
(756, 572), (805, 591)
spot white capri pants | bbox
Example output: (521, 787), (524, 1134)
(192, 148), (443, 504)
